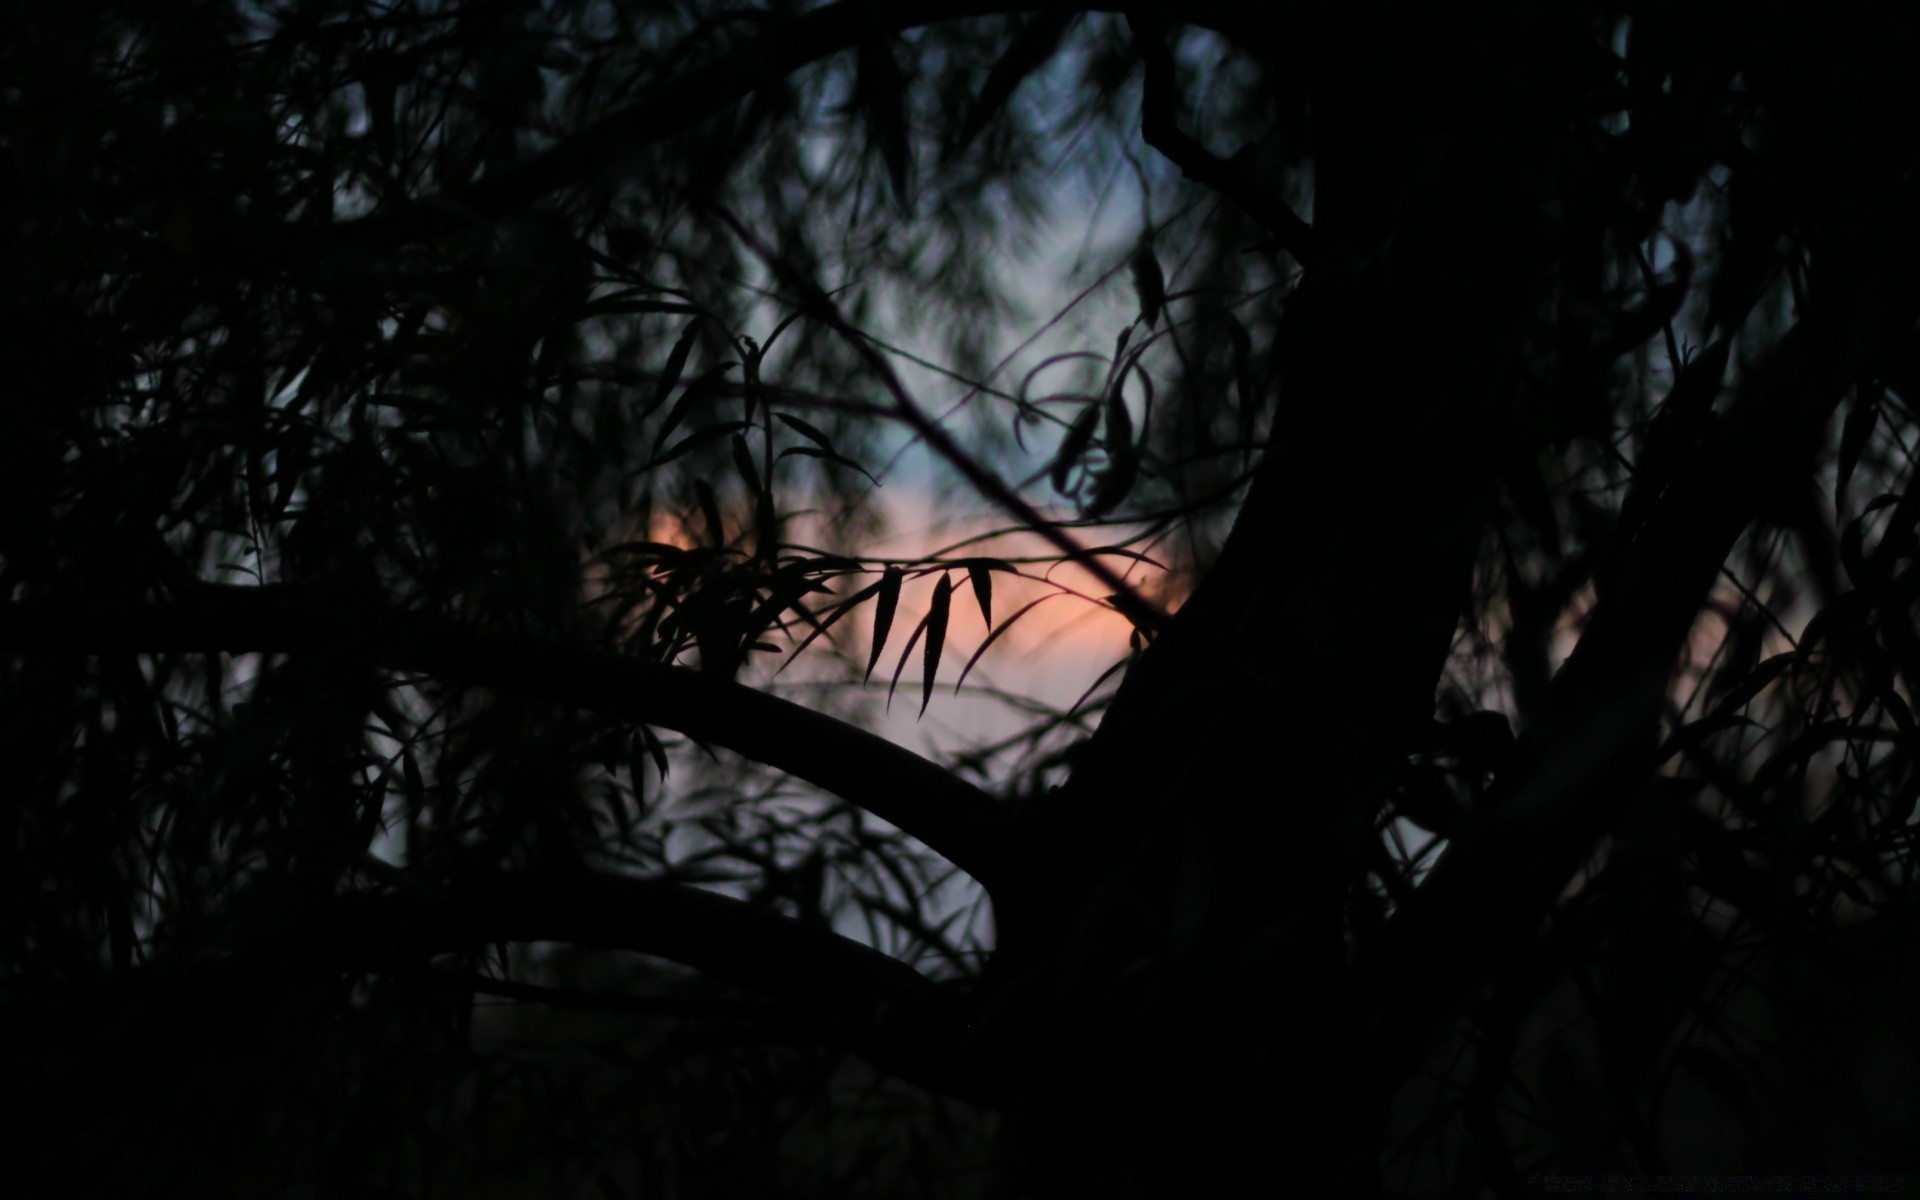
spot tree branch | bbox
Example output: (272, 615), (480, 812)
(323, 867), (985, 1099)
(1128, 14), (1323, 267)
(1367, 278), (1905, 1096)
(0, 584), (1016, 890)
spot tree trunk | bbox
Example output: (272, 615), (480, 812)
(978, 15), (1552, 1192)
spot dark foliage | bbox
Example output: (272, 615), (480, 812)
(4, 1), (1919, 1196)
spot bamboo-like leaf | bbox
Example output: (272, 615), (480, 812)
(645, 320), (700, 419)
(1084, 545), (1168, 570)
(778, 445), (881, 487)
(731, 433), (762, 495)
(865, 567), (903, 682)
(1085, 385), (1139, 516)
(1227, 312), (1259, 448)
(1129, 231), (1165, 329)
(888, 613), (930, 711)
(950, 12), (1075, 159)
(401, 748), (425, 802)
(641, 725), (670, 780)
(737, 334), (763, 424)
(966, 562), (993, 627)
(1051, 401), (1100, 494)
(649, 420), (750, 469)
(1603, 240), (1692, 358)
(1104, 376), (1134, 449)
(774, 410), (835, 451)
(694, 479), (726, 548)
(921, 574), (952, 717)
(955, 593), (1068, 692)
(629, 733), (652, 819)
(1709, 651), (1800, 717)
(1084, 451), (1139, 518)
(1837, 381), (1882, 509)
(777, 576), (881, 674)
(650, 367), (722, 457)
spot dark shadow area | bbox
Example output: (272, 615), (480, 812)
(3, 2), (1919, 1196)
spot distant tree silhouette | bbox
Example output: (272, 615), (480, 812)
(4, 1), (1919, 1196)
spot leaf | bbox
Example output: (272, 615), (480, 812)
(1837, 381), (1882, 510)
(966, 562), (993, 627)
(888, 613), (929, 711)
(921, 574), (952, 717)
(731, 433), (762, 495)
(1050, 401), (1100, 494)
(774, 410), (835, 451)
(1129, 232), (1165, 329)
(1657, 712), (1758, 765)
(865, 567), (903, 682)
(1083, 452), (1138, 518)
(641, 725), (670, 780)
(1104, 377), (1134, 450)
(777, 576), (882, 675)
(649, 420), (751, 469)
(777, 445), (881, 487)
(857, 36), (913, 214)
(1084, 387), (1139, 517)
(1085, 544), (1168, 570)
(650, 366), (719, 457)
(1227, 312), (1259, 447)
(955, 593), (1068, 692)
(694, 479), (726, 548)
(736, 334), (764, 423)
(401, 748), (425, 802)
(1712, 651), (1800, 716)
(1603, 240), (1692, 359)
(629, 733), (653, 820)
(950, 12), (1074, 159)
(645, 320), (700, 419)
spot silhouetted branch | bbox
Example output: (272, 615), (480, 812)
(450, 972), (781, 1021)
(1128, 14), (1324, 268)
(0, 584), (1015, 890)
(324, 867), (984, 1098)
(1370, 278), (1908, 1093)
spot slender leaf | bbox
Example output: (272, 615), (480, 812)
(645, 320), (700, 419)
(888, 613), (930, 711)
(955, 593), (1068, 693)
(776, 576), (882, 675)
(650, 367), (723, 457)
(778, 445), (881, 486)
(1838, 381), (1882, 509)
(966, 562), (993, 627)
(731, 432), (762, 495)
(1129, 231), (1165, 329)
(921, 574), (952, 717)
(865, 567), (903, 682)
(774, 410), (836, 451)
(694, 479), (726, 548)
(641, 726), (670, 780)
(650, 420), (751, 469)
(1051, 401), (1100, 494)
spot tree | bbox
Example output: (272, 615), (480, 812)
(5, 0), (1919, 1194)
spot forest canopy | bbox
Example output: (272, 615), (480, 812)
(3, 1), (1919, 1196)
